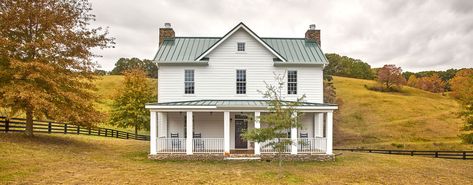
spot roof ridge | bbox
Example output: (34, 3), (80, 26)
(174, 36), (221, 39)
(261, 37), (306, 40)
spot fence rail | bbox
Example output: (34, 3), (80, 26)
(335, 148), (473, 160)
(193, 138), (224, 153)
(0, 117), (150, 141)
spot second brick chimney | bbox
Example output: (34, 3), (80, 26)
(305, 24), (321, 47)
(159, 23), (175, 46)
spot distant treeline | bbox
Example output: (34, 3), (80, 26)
(323, 53), (374, 80)
(95, 58), (158, 78)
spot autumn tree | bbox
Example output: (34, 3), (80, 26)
(377, 64), (406, 90)
(0, 0), (113, 136)
(407, 75), (418, 87)
(450, 69), (473, 143)
(243, 74), (305, 165)
(109, 69), (156, 136)
(415, 74), (446, 93)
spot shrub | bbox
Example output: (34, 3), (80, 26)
(460, 133), (473, 144)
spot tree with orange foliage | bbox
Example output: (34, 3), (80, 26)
(450, 69), (473, 143)
(415, 74), (446, 93)
(377, 65), (406, 90)
(0, 0), (113, 136)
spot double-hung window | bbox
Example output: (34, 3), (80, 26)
(287, 70), (297, 95)
(237, 42), (245, 52)
(236, 70), (246, 94)
(184, 70), (194, 94)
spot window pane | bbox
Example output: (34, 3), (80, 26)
(236, 70), (246, 94)
(288, 70), (297, 94)
(237, 42), (245, 51)
(185, 70), (194, 94)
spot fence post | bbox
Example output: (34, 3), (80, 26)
(411, 151), (414, 156)
(5, 118), (9, 133)
(88, 127), (91, 135)
(435, 152), (438, 158)
(463, 152), (467, 160)
(116, 131), (119, 138)
(105, 129), (108, 137)
(126, 133), (129, 139)
(77, 125), (80, 135)
(98, 128), (101, 136)
(388, 150), (392, 154)
(111, 129), (114, 137)
(64, 124), (67, 134)
(48, 122), (52, 133)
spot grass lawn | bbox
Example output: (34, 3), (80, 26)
(1, 133), (472, 184)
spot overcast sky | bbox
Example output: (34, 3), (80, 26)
(89, 0), (473, 72)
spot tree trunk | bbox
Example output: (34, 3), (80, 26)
(25, 109), (34, 136)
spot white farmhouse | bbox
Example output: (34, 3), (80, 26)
(146, 22), (338, 160)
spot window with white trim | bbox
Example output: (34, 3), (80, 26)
(237, 42), (245, 52)
(236, 70), (246, 94)
(184, 70), (194, 94)
(287, 70), (297, 94)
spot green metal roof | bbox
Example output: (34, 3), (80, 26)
(153, 23), (328, 64)
(146, 100), (336, 108)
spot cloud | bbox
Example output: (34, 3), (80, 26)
(88, 0), (473, 72)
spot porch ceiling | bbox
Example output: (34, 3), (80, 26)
(145, 100), (338, 111)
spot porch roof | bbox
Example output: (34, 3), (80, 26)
(145, 100), (338, 110)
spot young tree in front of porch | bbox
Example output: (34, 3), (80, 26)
(243, 74), (305, 164)
(109, 69), (156, 136)
(0, 0), (113, 136)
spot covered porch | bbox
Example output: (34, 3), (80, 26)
(145, 100), (337, 156)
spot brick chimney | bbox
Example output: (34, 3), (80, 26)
(159, 23), (175, 46)
(305, 24), (321, 47)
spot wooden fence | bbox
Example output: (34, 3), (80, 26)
(0, 117), (149, 141)
(334, 148), (473, 160)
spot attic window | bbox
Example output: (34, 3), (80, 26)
(237, 42), (245, 52)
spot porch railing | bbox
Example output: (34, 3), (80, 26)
(260, 138), (292, 153)
(298, 137), (327, 153)
(193, 138), (224, 153)
(157, 138), (186, 153)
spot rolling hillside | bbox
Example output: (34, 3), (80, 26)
(332, 76), (471, 150)
(93, 75), (471, 150)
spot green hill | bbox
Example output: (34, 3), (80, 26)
(92, 75), (471, 150)
(333, 76), (471, 150)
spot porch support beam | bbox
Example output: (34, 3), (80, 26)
(150, 111), (157, 155)
(254, 112), (261, 155)
(186, 111), (193, 155)
(314, 113), (324, 137)
(326, 111), (333, 155)
(291, 112), (298, 155)
(224, 111), (230, 154)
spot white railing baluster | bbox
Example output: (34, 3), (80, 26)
(297, 137), (327, 153)
(157, 138), (186, 153)
(193, 138), (224, 153)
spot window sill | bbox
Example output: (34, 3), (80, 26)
(183, 94), (196, 97)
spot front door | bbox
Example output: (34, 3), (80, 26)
(235, 118), (248, 149)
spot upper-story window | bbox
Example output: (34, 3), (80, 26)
(237, 42), (245, 52)
(236, 69), (246, 94)
(287, 70), (297, 95)
(184, 70), (194, 94)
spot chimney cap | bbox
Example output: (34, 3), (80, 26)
(164, 23), (172, 28)
(309, 24), (316, 30)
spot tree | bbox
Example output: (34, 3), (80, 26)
(415, 74), (446, 93)
(109, 69), (156, 135)
(110, 58), (158, 78)
(324, 53), (374, 80)
(450, 69), (473, 143)
(0, 0), (113, 136)
(243, 74), (305, 166)
(377, 65), (406, 90)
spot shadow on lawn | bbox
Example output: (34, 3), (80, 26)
(0, 133), (99, 150)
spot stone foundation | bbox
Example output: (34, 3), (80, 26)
(148, 153), (225, 161)
(148, 153), (334, 161)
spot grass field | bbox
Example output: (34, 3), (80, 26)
(1, 133), (472, 184)
(332, 76), (471, 150)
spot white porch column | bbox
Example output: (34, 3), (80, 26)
(254, 112), (261, 155)
(186, 111), (193, 155)
(223, 111), (230, 154)
(291, 112), (298, 155)
(157, 112), (167, 138)
(326, 111), (333, 155)
(150, 111), (157, 155)
(314, 113), (324, 137)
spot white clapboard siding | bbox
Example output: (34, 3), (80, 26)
(158, 28), (323, 103)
